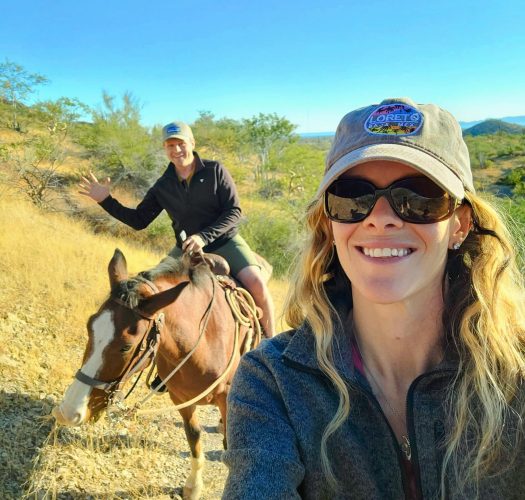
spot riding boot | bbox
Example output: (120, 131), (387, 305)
(151, 374), (168, 394)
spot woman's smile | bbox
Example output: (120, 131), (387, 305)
(359, 246), (414, 258)
(332, 161), (456, 305)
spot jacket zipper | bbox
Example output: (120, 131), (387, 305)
(284, 357), (408, 489)
(285, 356), (455, 499)
(353, 377), (411, 498)
(357, 368), (453, 499)
(405, 368), (454, 499)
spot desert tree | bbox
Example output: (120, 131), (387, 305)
(242, 113), (296, 183)
(191, 111), (244, 160)
(76, 91), (164, 187)
(32, 97), (88, 138)
(0, 59), (48, 130)
(4, 96), (87, 208)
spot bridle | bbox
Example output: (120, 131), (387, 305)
(73, 260), (261, 418)
(74, 277), (189, 402)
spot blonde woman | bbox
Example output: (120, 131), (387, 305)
(222, 98), (525, 499)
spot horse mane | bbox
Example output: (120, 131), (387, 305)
(110, 254), (212, 309)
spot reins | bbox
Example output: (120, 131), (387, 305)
(76, 257), (262, 420)
(133, 273), (261, 416)
(74, 277), (168, 399)
(133, 273), (217, 412)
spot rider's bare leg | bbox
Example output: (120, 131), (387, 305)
(236, 265), (275, 338)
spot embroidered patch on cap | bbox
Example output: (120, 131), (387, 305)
(166, 124), (181, 134)
(365, 103), (423, 136)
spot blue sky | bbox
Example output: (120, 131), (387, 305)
(2, 0), (524, 133)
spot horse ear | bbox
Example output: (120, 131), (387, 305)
(108, 248), (128, 289)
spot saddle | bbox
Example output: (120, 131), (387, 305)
(190, 251), (263, 353)
(189, 252), (231, 276)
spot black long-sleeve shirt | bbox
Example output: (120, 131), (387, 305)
(99, 152), (242, 252)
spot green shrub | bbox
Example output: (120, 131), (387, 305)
(240, 210), (300, 277)
(499, 167), (525, 196)
(257, 179), (285, 198)
(497, 197), (525, 273)
(75, 92), (164, 185)
(0, 143), (9, 161)
(145, 212), (174, 249)
(500, 166), (525, 186)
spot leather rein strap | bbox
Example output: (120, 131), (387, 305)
(74, 278), (188, 398)
(134, 274), (262, 416)
(75, 264), (261, 417)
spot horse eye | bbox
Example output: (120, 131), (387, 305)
(120, 344), (133, 353)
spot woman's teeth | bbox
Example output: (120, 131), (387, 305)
(362, 247), (412, 258)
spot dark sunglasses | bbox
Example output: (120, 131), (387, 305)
(324, 176), (460, 224)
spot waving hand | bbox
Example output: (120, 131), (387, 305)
(79, 172), (111, 203)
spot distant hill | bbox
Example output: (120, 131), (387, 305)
(463, 119), (525, 136)
(460, 115), (525, 129)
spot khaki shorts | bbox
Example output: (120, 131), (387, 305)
(168, 234), (260, 277)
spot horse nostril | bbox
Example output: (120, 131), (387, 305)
(52, 405), (68, 424)
(71, 412), (83, 425)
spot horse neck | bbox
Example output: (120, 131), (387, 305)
(160, 272), (227, 344)
(173, 272), (216, 310)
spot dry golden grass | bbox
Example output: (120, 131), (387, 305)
(0, 128), (24, 143)
(0, 193), (289, 499)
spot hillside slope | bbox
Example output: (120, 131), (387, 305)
(0, 193), (288, 499)
(463, 119), (525, 136)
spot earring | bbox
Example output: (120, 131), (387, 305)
(452, 242), (461, 250)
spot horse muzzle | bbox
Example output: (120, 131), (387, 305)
(52, 404), (85, 426)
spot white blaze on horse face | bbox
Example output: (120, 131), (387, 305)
(54, 310), (115, 425)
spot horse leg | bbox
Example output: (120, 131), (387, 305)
(217, 393), (228, 450)
(179, 405), (204, 500)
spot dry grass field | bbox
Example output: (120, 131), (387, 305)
(0, 192), (289, 499)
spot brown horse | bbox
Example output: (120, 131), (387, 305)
(52, 249), (261, 499)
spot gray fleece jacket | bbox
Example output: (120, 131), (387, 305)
(222, 320), (525, 499)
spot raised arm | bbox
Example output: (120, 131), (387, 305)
(79, 171), (163, 230)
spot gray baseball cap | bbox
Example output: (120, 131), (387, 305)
(317, 97), (474, 200)
(162, 121), (194, 143)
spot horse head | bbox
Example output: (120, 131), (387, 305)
(52, 249), (187, 426)
(52, 248), (263, 499)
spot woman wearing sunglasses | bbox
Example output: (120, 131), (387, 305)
(223, 98), (525, 499)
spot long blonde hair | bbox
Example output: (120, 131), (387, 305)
(284, 192), (525, 493)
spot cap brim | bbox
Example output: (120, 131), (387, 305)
(163, 134), (191, 142)
(316, 143), (465, 200)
